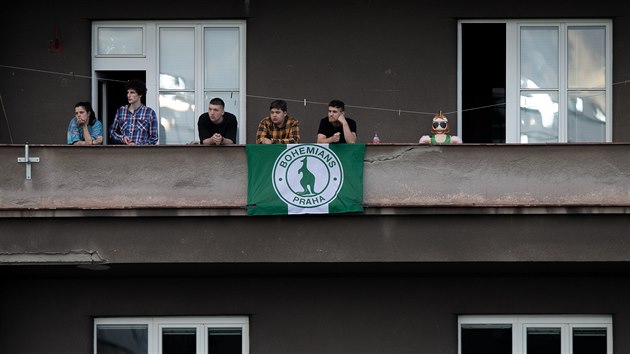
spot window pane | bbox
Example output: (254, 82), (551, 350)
(527, 327), (560, 354)
(97, 27), (143, 55)
(521, 27), (558, 89)
(162, 327), (196, 354)
(520, 91), (559, 143)
(205, 28), (240, 89)
(160, 28), (195, 90)
(568, 26), (606, 89)
(573, 328), (607, 354)
(208, 328), (242, 354)
(461, 324), (512, 354)
(568, 91), (606, 142)
(96, 324), (148, 354)
(159, 92), (196, 144)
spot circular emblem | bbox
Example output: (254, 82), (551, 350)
(272, 144), (343, 209)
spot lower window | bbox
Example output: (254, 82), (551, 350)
(459, 315), (611, 354)
(94, 316), (249, 354)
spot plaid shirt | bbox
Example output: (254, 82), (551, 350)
(255, 117), (300, 144)
(109, 104), (158, 145)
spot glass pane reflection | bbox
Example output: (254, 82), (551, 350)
(205, 28), (240, 90)
(568, 26), (606, 89)
(160, 28), (195, 90)
(568, 91), (606, 142)
(97, 27), (143, 55)
(520, 91), (559, 143)
(159, 92), (196, 144)
(521, 27), (558, 89)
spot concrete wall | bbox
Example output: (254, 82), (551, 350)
(2, 214), (630, 265)
(1, 275), (629, 354)
(1, 144), (630, 267)
(1, 144), (629, 213)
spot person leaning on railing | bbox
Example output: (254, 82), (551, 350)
(316, 99), (357, 144)
(66, 101), (103, 145)
(198, 97), (237, 145)
(256, 99), (300, 144)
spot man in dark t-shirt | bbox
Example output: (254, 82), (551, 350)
(197, 98), (238, 145)
(316, 99), (357, 144)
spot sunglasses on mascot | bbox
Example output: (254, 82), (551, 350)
(432, 121), (447, 129)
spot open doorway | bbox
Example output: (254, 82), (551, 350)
(461, 23), (506, 143)
(96, 71), (145, 144)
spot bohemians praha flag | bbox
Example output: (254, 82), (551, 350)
(246, 144), (365, 215)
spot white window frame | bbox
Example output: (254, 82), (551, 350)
(458, 315), (612, 354)
(457, 19), (612, 143)
(94, 316), (249, 354)
(94, 25), (146, 57)
(92, 20), (247, 144)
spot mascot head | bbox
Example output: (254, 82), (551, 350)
(431, 112), (450, 134)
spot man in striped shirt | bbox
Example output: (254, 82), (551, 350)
(256, 100), (300, 144)
(109, 79), (158, 145)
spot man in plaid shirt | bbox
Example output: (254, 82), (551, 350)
(256, 100), (300, 144)
(109, 79), (158, 145)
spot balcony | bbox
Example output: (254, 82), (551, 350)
(2, 143), (630, 272)
(2, 143), (630, 216)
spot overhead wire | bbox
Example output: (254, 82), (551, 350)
(1, 63), (628, 121)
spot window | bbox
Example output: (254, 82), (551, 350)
(96, 26), (145, 56)
(92, 21), (246, 144)
(459, 315), (612, 354)
(459, 20), (611, 143)
(94, 316), (249, 354)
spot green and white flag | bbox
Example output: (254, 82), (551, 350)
(247, 144), (365, 215)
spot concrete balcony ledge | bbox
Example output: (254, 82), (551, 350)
(2, 143), (630, 217)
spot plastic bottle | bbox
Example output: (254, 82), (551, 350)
(372, 131), (381, 144)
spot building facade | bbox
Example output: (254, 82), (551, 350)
(1, 1), (630, 353)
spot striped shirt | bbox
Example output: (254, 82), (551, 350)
(256, 117), (300, 144)
(109, 104), (158, 145)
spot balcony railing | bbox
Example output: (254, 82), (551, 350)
(2, 143), (630, 217)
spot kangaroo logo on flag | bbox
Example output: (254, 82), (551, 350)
(272, 144), (343, 209)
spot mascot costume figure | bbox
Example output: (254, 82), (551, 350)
(419, 112), (462, 145)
